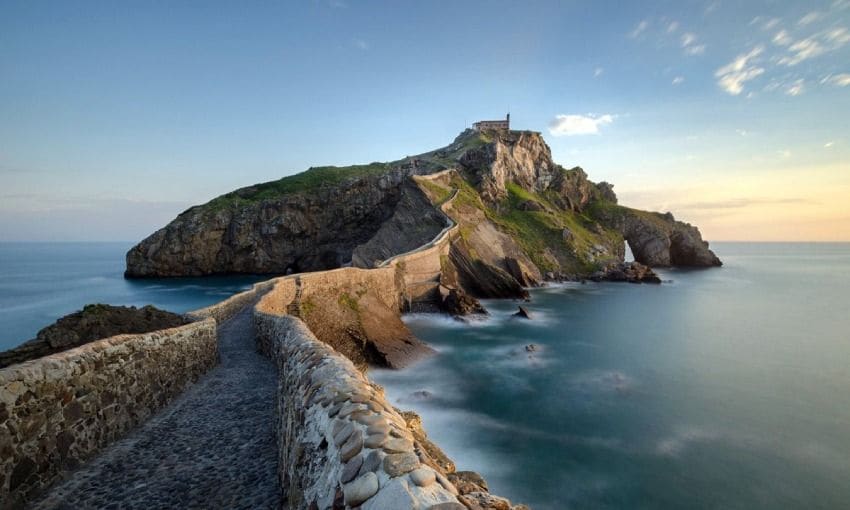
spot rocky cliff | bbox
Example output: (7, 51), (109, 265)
(126, 128), (720, 288)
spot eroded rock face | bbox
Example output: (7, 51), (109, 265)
(351, 180), (447, 268)
(445, 241), (528, 300)
(126, 168), (422, 277)
(0, 304), (190, 368)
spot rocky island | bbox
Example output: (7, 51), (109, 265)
(126, 128), (720, 369)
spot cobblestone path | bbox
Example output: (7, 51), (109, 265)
(33, 306), (281, 509)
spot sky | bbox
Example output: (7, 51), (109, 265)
(1, 0), (849, 242)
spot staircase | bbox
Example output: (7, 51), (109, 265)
(286, 276), (303, 317)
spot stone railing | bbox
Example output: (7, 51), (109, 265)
(187, 278), (281, 323)
(254, 294), (463, 510)
(0, 318), (217, 509)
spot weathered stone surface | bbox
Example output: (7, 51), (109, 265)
(383, 437), (415, 454)
(343, 472), (379, 506)
(410, 467), (437, 487)
(458, 491), (512, 510)
(366, 421), (390, 435)
(364, 432), (388, 449)
(448, 471), (489, 495)
(340, 430), (364, 463)
(333, 421), (355, 446)
(592, 206), (721, 267)
(360, 477), (420, 510)
(0, 318), (218, 508)
(29, 307), (279, 509)
(428, 504), (467, 510)
(360, 450), (383, 476)
(254, 297), (512, 510)
(341, 454), (364, 484)
(383, 452), (420, 477)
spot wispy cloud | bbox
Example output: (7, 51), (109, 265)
(594, 67), (604, 78)
(353, 38), (369, 50)
(751, 17), (782, 31)
(785, 78), (805, 96)
(772, 30), (792, 46)
(825, 141), (835, 148)
(715, 46), (765, 95)
(667, 21), (680, 33)
(672, 76), (685, 85)
(549, 114), (614, 136)
(778, 149), (792, 159)
(629, 20), (649, 38)
(822, 73), (850, 86)
(778, 38), (826, 66)
(798, 11), (823, 26)
(824, 27), (850, 46)
(681, 32), (706, 55)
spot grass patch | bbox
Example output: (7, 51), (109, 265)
(338, 292), (360, 313)
(203, 162), (392, 211)
(416, 178), (453, 205)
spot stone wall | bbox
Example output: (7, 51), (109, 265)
(254, 303), (464, 510)
(187, 278), (280, 323)
(0, 319), (218, 509)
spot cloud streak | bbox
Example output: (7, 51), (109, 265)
(549, 114), (614, 136)
(715, 46), (765, 95)
(629, 20), (649, 38)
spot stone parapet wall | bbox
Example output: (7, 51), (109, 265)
(187, 278), (280, 323)
(0, 319), (218, 509)
(254, 308), (464, 510)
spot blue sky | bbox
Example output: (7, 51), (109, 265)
(1, 0), (849, 241)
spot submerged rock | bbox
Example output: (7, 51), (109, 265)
(513, 306), (532, 319)
(592, 261), (662, 284)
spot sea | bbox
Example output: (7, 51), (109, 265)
(0, 242), (267, 349)
(1, 242), (849, 509)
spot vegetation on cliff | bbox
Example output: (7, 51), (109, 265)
(126, 127), (720, 286)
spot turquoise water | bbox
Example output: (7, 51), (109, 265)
(372, 243), (850, 510)
(0, 242), (268, 350)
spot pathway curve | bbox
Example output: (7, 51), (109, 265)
(33, 306), (281, 510)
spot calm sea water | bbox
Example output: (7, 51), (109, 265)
(372, 243), (850, 510)
(0, 242), (267, 350)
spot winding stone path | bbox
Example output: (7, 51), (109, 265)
(32, 306), (281, 509)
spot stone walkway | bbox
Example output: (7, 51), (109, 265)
(33, 306), (281, 509)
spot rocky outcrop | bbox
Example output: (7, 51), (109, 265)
(438, 286), (487, 316)
(591, 205), (722, 267)
(125, 166), (432, 277)
(352, 180), (448, 268)
(444, 240), (528, 300)
(590, 261), (662, 284)
(0, 304), (189, 369)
